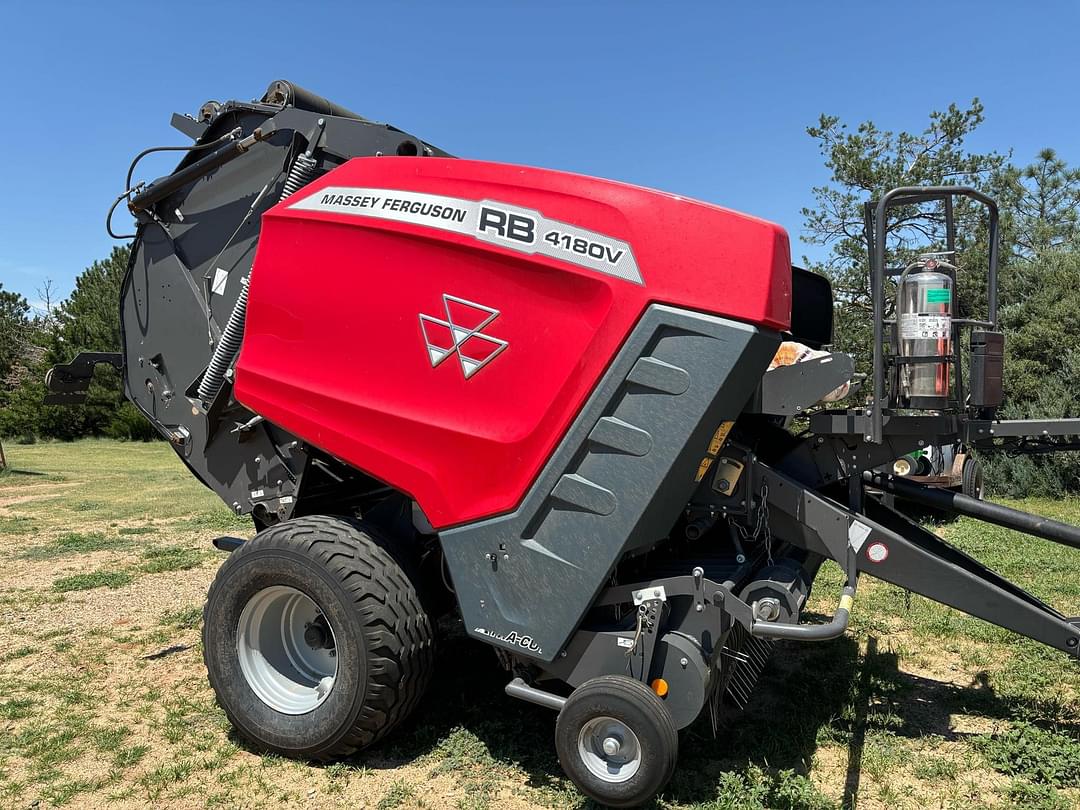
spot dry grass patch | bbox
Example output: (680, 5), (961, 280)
(1, 441), (1080, 808)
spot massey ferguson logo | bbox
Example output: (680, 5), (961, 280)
(419, 294), (508, 379)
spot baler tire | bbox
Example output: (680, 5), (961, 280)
(555, 675), (678, 808)
(202, 515), (434, 761)
(962, 457), (984, 500)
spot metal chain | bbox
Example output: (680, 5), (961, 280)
(760, 482), (773, 565)
(734, 481), (772, 564)
(626, 606), (645, 657)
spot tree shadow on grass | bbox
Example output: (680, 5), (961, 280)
(230, 626), (1058, 808)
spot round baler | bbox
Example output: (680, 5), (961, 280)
(44, 82), (1080, 807)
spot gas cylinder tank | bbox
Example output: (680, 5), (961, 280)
(235, 157), (791, 528)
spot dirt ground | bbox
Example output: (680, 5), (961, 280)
(1, 440), (1079, 809)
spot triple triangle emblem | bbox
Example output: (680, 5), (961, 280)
(418, 294), (508, 379)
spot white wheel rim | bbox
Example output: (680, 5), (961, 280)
(236, 585), (338, 715)
(577, 716), (642, 784)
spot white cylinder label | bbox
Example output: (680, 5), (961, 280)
(900, 313), (951, 340)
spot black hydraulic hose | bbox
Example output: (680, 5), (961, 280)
(865, 471), (1080, 550)
(106, 128), (243, 239)
(106, 191), (139, 240)
(128, 124), (276, 214)
(125, 127), (241, 192)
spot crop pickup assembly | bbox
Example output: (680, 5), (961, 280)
(47, 81), (1080, 807)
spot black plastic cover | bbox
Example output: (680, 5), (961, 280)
(970, 331), (1005, 408)
(790, 267), (833, 349)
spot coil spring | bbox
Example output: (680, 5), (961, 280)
(196, 276), (249, 403)
(280, 153), (320, 199)
(196, 153), (320, 405)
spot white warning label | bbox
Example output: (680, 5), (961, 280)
(899, 313), (951, 340)
(211, 268), (229, 296)
(848, 520), (872, 552)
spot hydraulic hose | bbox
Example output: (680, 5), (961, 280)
(750, 585), (855, 641)
(129, 124), (276, 214)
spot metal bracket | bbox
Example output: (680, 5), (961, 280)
(748, 459), (1080, 656)
(714, 577), (856, 641)
(629, 597), (666, 682)
(750, 353), (855, 416)
(44, 352), (123, 405)
(170, 112), (208, 140)
(632, 585), (667, 606)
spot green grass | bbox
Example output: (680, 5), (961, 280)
(139, 757), (195, 802)
(695, 765), (835, 810)
(1005, 779), (1073, 810)
(0, 698), (35, 720)
(52, 569), (133, 592)
(20, 531), (131, 560)
(974, 722), (1080, 786)
(117, 525), (156, 536)
(112, 744), (150, 770)
(137, 544), (206, 574)
(88, 725), (131, 753)
(376, 779), (418, 810)
(160, 605), (203, 630)
(2, 645), (36, 662)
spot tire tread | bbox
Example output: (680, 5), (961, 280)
(203, 515), (434, 759)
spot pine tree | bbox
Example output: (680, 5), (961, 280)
(800, 100), (1008, 371)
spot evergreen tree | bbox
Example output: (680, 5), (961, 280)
(0, 284), (31, 386)
(0, 245), (152, 440)
(801, 100), (1008, 371)
(801, 101), (1080, 495)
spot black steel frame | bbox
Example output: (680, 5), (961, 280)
(863, 186), (1001, 443)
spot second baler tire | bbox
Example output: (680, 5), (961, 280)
(962, 457), (984, 500)
(555, 675), (679, 808)
(202, 515), (434, 760)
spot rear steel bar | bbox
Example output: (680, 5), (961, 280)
(505, 678), (566, 711)
(866, 471), (1080, 551)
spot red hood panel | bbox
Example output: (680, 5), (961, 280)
(235, 158), (790, 527)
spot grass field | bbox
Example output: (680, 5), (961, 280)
(1, 440), (1080, 809)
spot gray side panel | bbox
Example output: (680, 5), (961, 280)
(120, 101), (441, 519)
(441, 305), (780, 663)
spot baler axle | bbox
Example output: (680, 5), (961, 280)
(504, 677), (567, 712)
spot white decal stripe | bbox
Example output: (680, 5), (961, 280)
(289, 185), (643, 285)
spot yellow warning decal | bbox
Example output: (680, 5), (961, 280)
(709, 421), (735, 455)
(838, 594), (854, 612)
(695, 421), (735, 483)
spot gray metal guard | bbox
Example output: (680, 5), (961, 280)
(440, 306), (780, 663)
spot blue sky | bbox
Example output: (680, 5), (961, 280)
(1, 1), (1077, 309)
